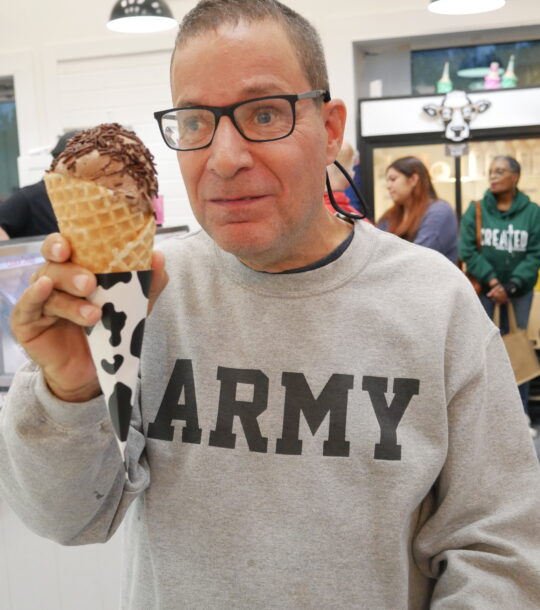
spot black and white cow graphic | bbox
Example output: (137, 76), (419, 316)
(423, 90), (490, 142)
(86, 270), (152, 447)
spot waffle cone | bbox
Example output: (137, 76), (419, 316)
(45, 172), (155, 273)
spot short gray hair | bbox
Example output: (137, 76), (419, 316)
(172, 0), (329, 92)
(493, 155), (521, 175)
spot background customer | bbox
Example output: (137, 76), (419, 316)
(377, 156), (458, 263)
(459, 155), (540, 425)
(323, 141), (360, 216)
(0, 131), (79, 240)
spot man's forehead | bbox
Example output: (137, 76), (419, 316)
(170, 20), (308, 107)
(172, 79), (294, 107)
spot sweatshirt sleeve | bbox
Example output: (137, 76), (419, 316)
(458, 201), (496, 284)
(0, 361), (150, 545)
(510, 203), (540, 291)
(413, 329), (540, 608)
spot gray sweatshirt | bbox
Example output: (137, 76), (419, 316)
(1, 221), (540, 609)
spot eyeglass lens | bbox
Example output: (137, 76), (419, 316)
(160, 97), (294, 150)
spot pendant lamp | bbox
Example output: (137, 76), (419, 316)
(107, 0), (177, 33)
(428, 0), (505, 14)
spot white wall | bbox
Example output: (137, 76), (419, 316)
(2, 0), (540, 217)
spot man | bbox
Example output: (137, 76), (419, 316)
(2, 2), (540, 609)
(0, 131), (79, 240)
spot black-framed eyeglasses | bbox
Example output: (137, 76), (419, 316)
(153, 89), (331, 151)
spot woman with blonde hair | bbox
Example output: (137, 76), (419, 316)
(377, 156), (458, 263)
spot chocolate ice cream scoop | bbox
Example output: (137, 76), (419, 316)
(50, 123), (158, 214)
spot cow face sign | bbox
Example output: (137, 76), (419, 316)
(423, 90), (490, 142)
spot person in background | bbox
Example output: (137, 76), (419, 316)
(459, 155), (540, 435)
(344, 154), (362, 212)
(323, 141), (360, 216)
(378, 156), (458, 263)
(0, 131), (79, 240)
(2, 2), (540, 608)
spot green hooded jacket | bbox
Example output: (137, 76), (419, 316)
(458, 189), (540, 295)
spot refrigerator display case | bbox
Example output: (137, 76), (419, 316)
(357, 86), (540, 222)
(0, 238), (43, 389)
(0, 225), (190, 395)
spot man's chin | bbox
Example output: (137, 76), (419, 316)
(209, 222), (272, 259)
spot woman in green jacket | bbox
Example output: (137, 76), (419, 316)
(459, 155), (540, 419)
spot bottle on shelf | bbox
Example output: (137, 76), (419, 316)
(484, 62), (501, 90)
(436, 62), (453, 94)
(501, 55), (518, 89)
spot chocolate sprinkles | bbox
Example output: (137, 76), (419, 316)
(51, 123), (158, 203)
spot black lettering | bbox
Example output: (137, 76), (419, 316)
(147, 359), (202, 443)
(276, 373), (353, 456)
(362, 376), (419, 461)
(209, 367), (269, 453)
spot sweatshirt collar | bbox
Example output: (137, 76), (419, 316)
(484, 188), (530, 215)
(214, 221), (375, 297)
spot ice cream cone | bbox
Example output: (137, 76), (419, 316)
(43, 123), (159, 467)
(44, 172), (155, 273)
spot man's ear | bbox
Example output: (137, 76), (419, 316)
(324, 99), (347, 166)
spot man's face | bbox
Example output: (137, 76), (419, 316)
(170, 19), (343, 271)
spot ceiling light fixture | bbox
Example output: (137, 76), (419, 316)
(428, 0), (505, 15)
(107, 0), (177, 33)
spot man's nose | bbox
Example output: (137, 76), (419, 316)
(207, 116), (254, 178)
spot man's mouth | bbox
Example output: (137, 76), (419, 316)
(210, 195), (265, 204)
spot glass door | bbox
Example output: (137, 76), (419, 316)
(371, 137), (540, 223)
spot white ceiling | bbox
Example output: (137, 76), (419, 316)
(1, 0), (539, 51)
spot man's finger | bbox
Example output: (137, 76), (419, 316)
(148, 250), (169, 314)
(32, 262), (97, 298)
(11, 276), (55, 327)
(43, 290), (102, 326)
(41, 233), (72, 263)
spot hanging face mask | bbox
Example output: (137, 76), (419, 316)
(325, 160), (368, 220)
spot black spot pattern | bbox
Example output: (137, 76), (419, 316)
(108, 382), (133, 442)
(96, 272), (132, 288)
(130, 318), (146, 358)
(137, 270), (153, 299)
(101, 302), (127, 347)
(101, 354), (124, 374)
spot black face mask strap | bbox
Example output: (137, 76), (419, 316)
(325, 160), (367, 220)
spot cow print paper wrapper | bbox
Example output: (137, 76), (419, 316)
(85, 270), (152, 467)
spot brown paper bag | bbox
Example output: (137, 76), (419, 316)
(494, 303), (540, 385)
